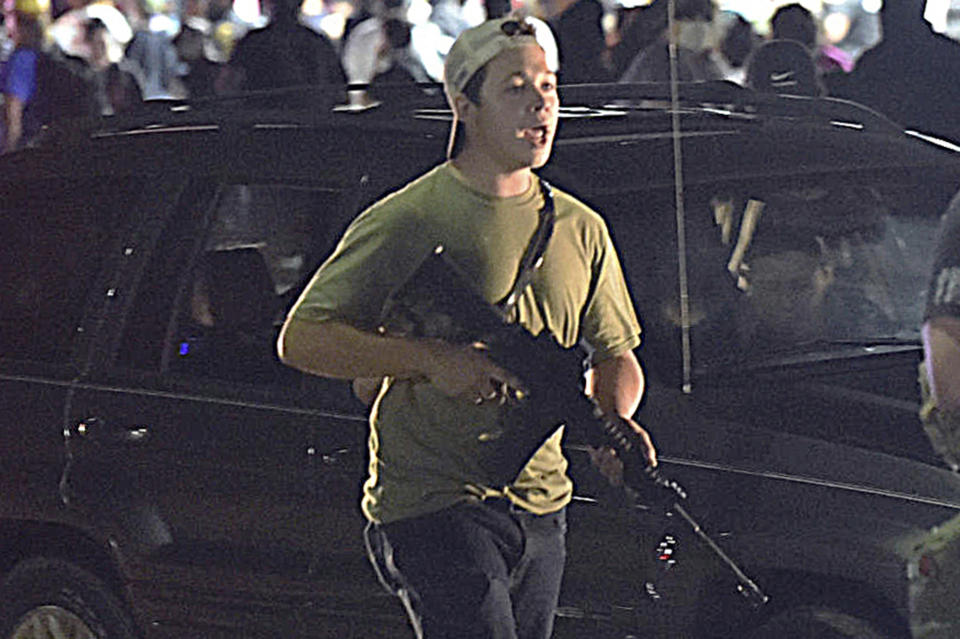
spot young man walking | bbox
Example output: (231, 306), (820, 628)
(278, 15), (655, 638)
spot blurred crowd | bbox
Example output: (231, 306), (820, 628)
(3, 0), (960, 151)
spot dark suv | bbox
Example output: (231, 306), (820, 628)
(2, 83), (960, 639)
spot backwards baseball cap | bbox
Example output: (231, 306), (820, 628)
(442, 15), (558, 103)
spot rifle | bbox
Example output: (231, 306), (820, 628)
(378, 245), (767, 609)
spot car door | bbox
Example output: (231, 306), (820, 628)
(63, 175), (408, 638)
(0, 170), (141, 529)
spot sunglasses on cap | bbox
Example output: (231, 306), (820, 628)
(500, 19), (537, 37)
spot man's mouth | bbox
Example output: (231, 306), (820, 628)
(520, 125), (550, 146)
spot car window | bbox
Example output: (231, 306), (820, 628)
(117, 181), (351, 391)
(596, 175), (943, 377)
(686, 181), (936, 364)
(0, 177), (135, 364)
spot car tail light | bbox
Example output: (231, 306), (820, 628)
(656, 535), (678, 567)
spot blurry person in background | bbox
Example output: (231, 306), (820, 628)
(2, 0), (98, 152)
(419, 0), (485, 74)
(769, 3), (850, 80)
(341, 0), (408, 101)
(606, 0), (665, 81)
(0, 0), (95, 148)
(429, 0), (476, 42)
(543, 0), (609, 83)
(619, 0), (722, 83)
(173, 0), (223, 98)
(834, 0), (960, 144)
(84, 17), (141, 113)
(215, 0), (345, 97)
(744, 38), (823, 97)
(404, 0), (463, 83)
(367, 15), (430, 100)
(2, 0), (48, 151)
(47, 0), (131, 62)
(715, 11), (756, 84)
(123, 0), (183, 99)
(342, 0), (466, 106)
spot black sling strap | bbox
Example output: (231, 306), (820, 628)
(494, 178), (556, 316)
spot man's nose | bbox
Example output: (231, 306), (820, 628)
(530, 87), (555, 112)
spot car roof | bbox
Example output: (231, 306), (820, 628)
(5, 81), (960, 191)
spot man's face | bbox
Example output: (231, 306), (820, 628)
(458, 43), (559, 172)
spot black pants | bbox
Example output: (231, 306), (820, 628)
(365, 500), (567, 639)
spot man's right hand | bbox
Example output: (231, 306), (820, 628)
(278, 319), (524, 405)
(425, 341), (527, 405)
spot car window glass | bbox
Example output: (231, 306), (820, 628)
(118, 182), (353, 397)
(595, 177), (941, 375)
(0, 178), (133, 364)
(686, 182), (938, 365)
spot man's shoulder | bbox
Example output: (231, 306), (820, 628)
(373, 164), (450, 206)
(549, 183), (606, 227)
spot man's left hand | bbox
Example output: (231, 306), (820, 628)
(588, 417), (657, 486)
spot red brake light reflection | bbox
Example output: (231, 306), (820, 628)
(918, 554), (939, 579)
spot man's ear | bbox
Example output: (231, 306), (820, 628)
(452, 93), (475, 125)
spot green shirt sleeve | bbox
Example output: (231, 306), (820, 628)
(579, 215), (642, 365)
(288, 195), (435, 331)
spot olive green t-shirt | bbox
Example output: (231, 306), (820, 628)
(287, 162), (641, 524)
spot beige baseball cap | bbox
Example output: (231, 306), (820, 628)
(443, 15), (558, 101)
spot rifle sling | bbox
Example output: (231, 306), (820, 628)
(495, 178), (556, 316)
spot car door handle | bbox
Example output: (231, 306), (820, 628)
(73, 417), (150, 445)
(307, 447), (351, 465)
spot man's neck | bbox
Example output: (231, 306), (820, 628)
(450, 155), (533, 198)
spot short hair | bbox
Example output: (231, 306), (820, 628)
(462, 65), (486, 106)
(449, 65), (486, 158)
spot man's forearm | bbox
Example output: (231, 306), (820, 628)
(588, 350), (644, 418)
(586, 349), (656, 469)
(277, 317), (440, 380)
